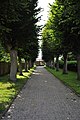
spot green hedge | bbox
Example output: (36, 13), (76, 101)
(59, 60), (77, 72)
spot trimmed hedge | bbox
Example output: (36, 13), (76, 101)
(59, 60), (77, 72)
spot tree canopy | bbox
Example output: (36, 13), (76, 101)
(0, 0), (41, 81)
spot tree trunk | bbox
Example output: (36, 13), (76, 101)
(10, 50), (17, 82)
(63, 53), (68, 74)
(25, 59), (28, 72)
(28, 60), (30, 70)
(19, 58), (23, 76)
(47, 61), (50, 67)
(77, 54), (80, 80)
(50, 61), (53, 68)
(29, 60), (32, 68)
(56, 55), (59, 71)
(31, 61), (34, 68)
(46, 62), (48, 67)
(49, 60), (51, 67)
(52, 57), (55, 69)
(50, 60), (54, 68)
(49, 61), (51, 67)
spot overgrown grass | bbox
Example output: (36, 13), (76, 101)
(0, 68), (34, 115)
(46, 67), (80, 95)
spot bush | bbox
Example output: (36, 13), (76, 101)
(59, 60), (77, 72)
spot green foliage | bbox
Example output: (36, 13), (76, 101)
(58, 0), (80, 55)
(0, 0), (40, 63)
(0, 43), (10, 62)
(42, 0), (80, 62)
(46, 67), (80, 95)
(42, 1), (63, 62)
(59, 60), (77, 72)
(16, 0), (40, 62)
(42, 27), (55, 62)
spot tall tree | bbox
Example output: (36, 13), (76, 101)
(58, 0), (80, 78)
(0, 0), (40, 81)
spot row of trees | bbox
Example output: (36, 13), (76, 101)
(0, 0), (41, 81)
(42, 0), (80, 80)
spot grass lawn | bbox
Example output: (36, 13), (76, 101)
(46, 67), (80, 95)
(0, 68), (34, 115)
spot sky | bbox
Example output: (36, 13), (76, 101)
(37, 0), (55, 26)
(36, 0), (55, 61)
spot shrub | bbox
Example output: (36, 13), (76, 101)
(59, 60), (77, 72)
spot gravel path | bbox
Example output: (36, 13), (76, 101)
(1, 66), (80, 120)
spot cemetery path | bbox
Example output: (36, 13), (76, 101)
(2, 66), (80, 120)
